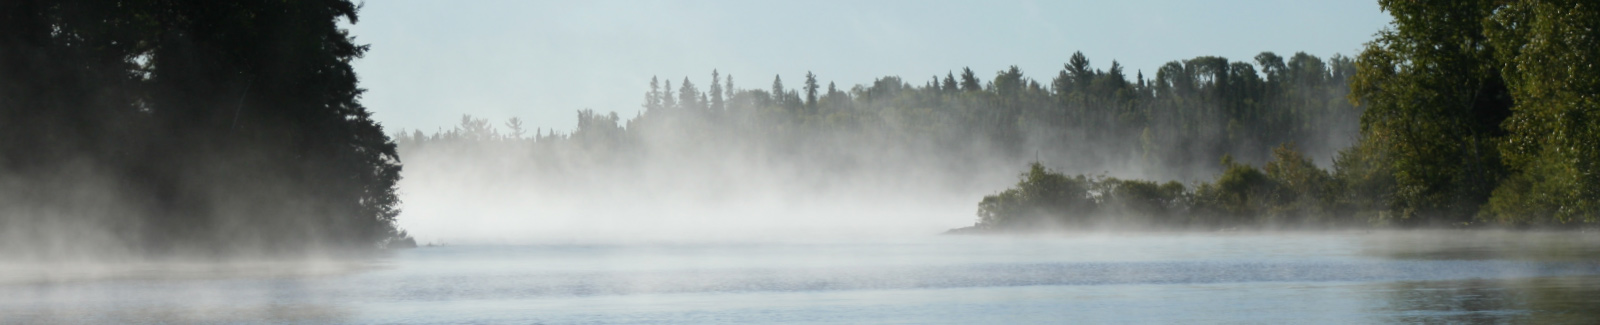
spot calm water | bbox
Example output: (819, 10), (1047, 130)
(6, 231), (1600, 324)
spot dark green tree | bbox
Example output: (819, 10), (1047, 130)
(1480, 0), (1600, 225)
(679, 77), (701, 111)
(959, 67), (981, 92)
(943, 72), (958, 93)
(1348, 0), (1511, 225)
(804, 71), (819, 112)
(1, 0), (407, 255)
(661, 79), (677, 110)
(770, 74), (785, 106)
(709, 70), (724, 112)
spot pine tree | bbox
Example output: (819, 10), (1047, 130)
(804, 71), (819, 112)
(960, 67), (981, 92)
(709, 70), (724, 112)
(771, 75), (785, 106)
(679, 77), (700, 111)
(943, 72), (958, 93)
(645, 76), (661, 112)
(661, 79), (676, 109)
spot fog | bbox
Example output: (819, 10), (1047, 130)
(0, 165), (143, 261)
(11, 1), (1600, 323)
(11, 230), (1600, 323)
(393, 61), (1361, 243)
(0, 0), (1368, 259)
(396, 118), (1022, 244)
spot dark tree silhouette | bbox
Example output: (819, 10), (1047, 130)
(0, 0), (407, 257)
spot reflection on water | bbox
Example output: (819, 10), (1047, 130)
(1362, 230), (1600, 261)
(1376, 275), (1600, 324)
(3, 231), (1600, 324)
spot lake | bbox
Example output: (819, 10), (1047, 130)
(5, 231), (1600, 324)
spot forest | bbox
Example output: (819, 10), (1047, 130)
(400, 50), (1359, 184)
(966, 0), (1600, 231)
(400, 0), (1599, 232)
(0, 0), (409, 257)
(4, 0), (1596, 259)
(397, 49), (1362, 232)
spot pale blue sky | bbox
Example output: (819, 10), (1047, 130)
(349, 0), (1392, 134)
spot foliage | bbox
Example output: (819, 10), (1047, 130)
(402, 51), (1362, 185)
(396, 1), (1600, 232)
(1347, 0), (1600, 228)
(976, 163), (1095, 230)
(1480, 0), (1600, 225)
(0, 0), (406, 256)
(1096, 178), (1189, 225)
(1262, 143), (1339, 223)
(1348, 0), (1512, 225)
(974, 144), (1347, 230)
(400, 49), (1363, 232)
(968, 0), (1600, 231)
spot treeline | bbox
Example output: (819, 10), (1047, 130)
(969, 0), (1600, 231)
(399, 50), (1359, 187)
(963, 144), (1364, 231)
(397, 48), (1362, 234)
(0, 0), (409, 257)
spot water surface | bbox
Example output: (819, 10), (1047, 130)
(5, 231), (1600, 323)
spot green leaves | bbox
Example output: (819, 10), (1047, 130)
(976, 144), (1353, 230)
(1349, 0), (1511, 225)
(1349, 0), (1600, 226)
(975, 163), (1096, 230)
(1480, 0), (1600, 224)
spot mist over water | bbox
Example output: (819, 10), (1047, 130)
(7, 231), (1600, 324)
(395, 129), (1015, 244)
(8, 0), (1600, 323)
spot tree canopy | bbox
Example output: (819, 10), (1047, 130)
(399, 1), (1600, 232)
(0, 0), (408, 257)
(974, 0), (1600, 231)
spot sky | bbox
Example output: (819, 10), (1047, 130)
(348, 0), (1393, 135)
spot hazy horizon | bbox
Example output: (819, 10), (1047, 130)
(9, 1), (1600, 323)
(350, 0), (1391, 134)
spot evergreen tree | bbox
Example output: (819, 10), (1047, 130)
(679, 77), (701, 111)
(943, 72), (958, 93)
(661, 79), (677, 110)
(0, 0), (407, 255)
(709, 70), (724, 112)
(804, 71), (820, 112)
(771, 75), (785, 106)
(1066, 51), (1094, 93)
(505, 117), (526, 140)
(645, 76), (662, 112)
(959, 67), (981, 92)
